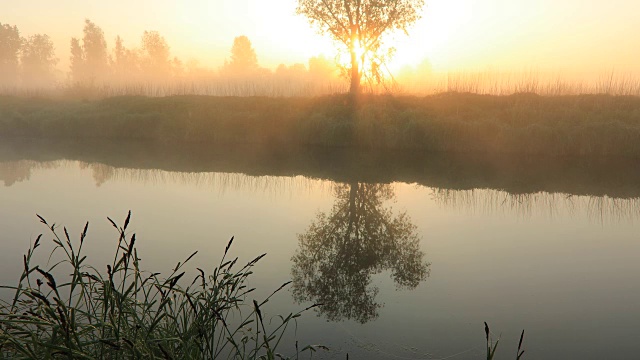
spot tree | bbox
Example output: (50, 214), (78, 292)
(0, 23), (23, 86)
(171, 56), (184, 78)
(79, 19), (108, 84)
(297, 0), (425, 95)
(291, 182), (430, 323)
(140, 30), (170, 79)
(111, 35), (125, 76)
(20, 34), (58, 87)
(222, 35), (258, 76)
(69, 37), (85, 83)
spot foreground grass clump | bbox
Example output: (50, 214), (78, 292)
(0, 212), (320, 359)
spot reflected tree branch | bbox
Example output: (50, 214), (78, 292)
(291, 182), (430, 323)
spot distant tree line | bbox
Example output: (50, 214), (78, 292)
(0, 22), (57, 88)
(1, 19), (340, 93)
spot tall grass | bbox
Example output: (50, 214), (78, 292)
(484, 322), (525, 360)
(0, 212), (321, 359)
(398, 70), (640, 96)
(7, 70), (640, 99)
(3, 92), (640, 156)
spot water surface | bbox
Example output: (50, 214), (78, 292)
(1, 141), (639, 359)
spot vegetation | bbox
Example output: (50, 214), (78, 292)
(2, 93), (640, 157)
(296, 0), (426, 94)
(292, 183), (430, 323)
(0, 19), (342, 94)
(484, 323), (525, 360)
(0, 212), (321, 359)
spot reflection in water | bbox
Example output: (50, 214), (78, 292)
(78, 162), (332, 197)
(0, 160), (64, 186)
(0, 159), (330, 197)
(4, 158), (640, 223)
(433, 188), (640, 222)
(291, 183), (430, 323)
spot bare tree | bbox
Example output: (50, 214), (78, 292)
(297, 0), (425, 94)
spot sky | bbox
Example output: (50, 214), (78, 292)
(3, 0), (640, 74)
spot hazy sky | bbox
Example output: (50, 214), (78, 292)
(3, 0), (640, 73)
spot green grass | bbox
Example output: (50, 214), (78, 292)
(0, 212), (322, 359)
(0, 210), (531, 359)
(2, 93), (640, 157)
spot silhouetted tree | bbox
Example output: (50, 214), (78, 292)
(222, 36), (258, 76)
(69, 37), (85, 83)
(110, 35), (143, 82)
(20, 34), (58, 87)
(70, 19), (108, 84)
(0, 23), (23, 86)
(297, 0), (425, 94)
(140, 30), (170, 79)
(291, 183), (430, 323)
(110, 35), (126, 78)
(171, 56), (184, 78)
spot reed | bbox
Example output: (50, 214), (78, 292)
(484, 322), (525, 360)
(0, 212), (321, 359)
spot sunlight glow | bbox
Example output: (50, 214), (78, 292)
(2, 0), (640, 76)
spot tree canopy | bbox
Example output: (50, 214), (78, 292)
(222, 35), (259, 76)
(0, 23), (23, 86)
(21, 34), (58, 86)
(69, 19), (108, 84)
(141, 31), (171, 77)
(297, 0), (426, 94)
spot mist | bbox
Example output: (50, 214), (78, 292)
(1, 19), (347, 97)
(3, 2), (640, 359)
(4, 0), (640, 97)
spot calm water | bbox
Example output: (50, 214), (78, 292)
(1, 142), (640, 359)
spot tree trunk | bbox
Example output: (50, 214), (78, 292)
(349, 48), (360, 96)
(344, 182), (359, 245)
(349, 25), (361, 97)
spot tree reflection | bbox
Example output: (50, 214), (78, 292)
(291, 182), (430, 323)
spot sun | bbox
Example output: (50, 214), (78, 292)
(352, 39), (365, 62)
(335, 39), (366, 69)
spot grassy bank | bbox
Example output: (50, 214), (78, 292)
(2, 93), (640, 156)
(2, 138), (640, 199)
(0, 213), (320, 359)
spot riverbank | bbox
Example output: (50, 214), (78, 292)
(2, 93), (640, 157)
(2, 138), (640, 199)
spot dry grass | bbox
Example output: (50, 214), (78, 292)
(3, 89), (640, 157)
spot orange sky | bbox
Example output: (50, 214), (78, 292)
(3, 0), (640, 74)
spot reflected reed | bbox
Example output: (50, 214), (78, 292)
(433, 188), (640, 223)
